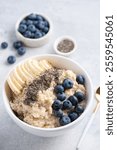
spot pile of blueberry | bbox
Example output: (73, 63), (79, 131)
(52, 75), (86, 126)
(0, 40), (26, 64)
(18, 13), (50, 39)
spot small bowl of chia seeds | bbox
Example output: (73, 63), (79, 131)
(54, 36), (77, 56)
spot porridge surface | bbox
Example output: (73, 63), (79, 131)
(9, 60), (86, 128)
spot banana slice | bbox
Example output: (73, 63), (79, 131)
(20, 63), (34, 80)
(7, 76), (21, 95)
(7, 59), (53, 95)
(13, 68), (25, 85)
(16, 65), (30, 82)
(39, 60), (52, 70)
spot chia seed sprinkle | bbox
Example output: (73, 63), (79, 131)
(57, 39), (74, 53)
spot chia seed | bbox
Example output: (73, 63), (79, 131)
(57, 39), (74, 53)
(24, 68), (62, 105)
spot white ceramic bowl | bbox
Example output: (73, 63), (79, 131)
(54, 36), (77, 56)
(15, 13), (52, 48)
(3, 54), (93, 137)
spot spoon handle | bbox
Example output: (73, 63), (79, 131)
(76, 103), (100, 150)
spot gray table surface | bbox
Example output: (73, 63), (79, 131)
(0, 0), (100, 150)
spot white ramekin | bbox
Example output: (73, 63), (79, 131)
(3, 54), (93, 137)
(15, 13), (53, 48)
(53, 36), (77, 56)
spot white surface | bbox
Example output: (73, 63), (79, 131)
(0, 0), (100, 150)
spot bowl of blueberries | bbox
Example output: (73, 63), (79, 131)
(16, 13), (52, 47)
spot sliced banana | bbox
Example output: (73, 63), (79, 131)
(7, 59), (53, 95)
(39, 60), (52, 70)
(13, 68), (25, 85)
(20, 63), (34, 80)
(7, 76), (21, 95)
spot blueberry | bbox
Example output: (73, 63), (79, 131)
(37, 21), (45, 30)
(13, 41), (24, 49)
(27, 24), (36, 32)
(74, 92), (85, 102)
(18, 24), (27, 33)
(68, 95), (78, 106)
(62, 79), (73, 89)
(43, 20), (49, 27)
(7, 56), (16, 64)
(17, 47), (26, 55)
(36, 15), (43, 21)
(26, 20), (33, 25)
(27, 13), (37, 20)
(42, 32), (46, 37)
(1, 42), (8, 49)
(52, 100), (62, 110)
(59, 115), (71, 126)
(53, 109), (63, 118)
(75, 105), (84, 114)
(33, 20), (39, 26)
(54, 84), (64, 94)
(43, 27), (49, 33)
(76, 75), (85, 85)
(30, 32), (35, 38)
(24, 30), (32, 38)
(62, 100), (72, 110)
(20, 19), (27, 25)
(34, 31), (43, 38)
(57, 93), (66, 101)
(68, 112), (79, 121)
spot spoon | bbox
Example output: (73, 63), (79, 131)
(76, 87), (100, 150)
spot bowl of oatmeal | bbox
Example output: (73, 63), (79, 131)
(3, 54), (93, 137)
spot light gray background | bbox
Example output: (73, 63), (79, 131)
(0, 0), (100, 150)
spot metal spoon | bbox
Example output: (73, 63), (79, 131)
(76, 87), (100, 150)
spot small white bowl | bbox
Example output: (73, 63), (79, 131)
(3, 54), (93, 137)
(54, 36), (77, 56)
(15, 13), (52, 48)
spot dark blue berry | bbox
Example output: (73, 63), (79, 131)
(33, 20), (39, 26)
(57, 93), (66, 101)
(43, 27), (49, 33)
(34, 31), (43, 38)
(27, 13), (37, 20)
(42, 32), (46, 37)
(59, 115), (71, 126)
(53, 109), (63, 118)
(74, 92), (85, 102)
(62, 100), (72, 110)
(18, 24), (27, 33)
(26, 20), (33, 25)
(68, 95), (78, 106)
(62, 79), (73, 89)
(1, 42), (8, 49)
(43, 20), (49, 27)
(27, 24), (36, 32)
(17, 47), (26, 55)
(20, 20), (27, 25)
(30, 32), (35, 38)
(37, 21), (45, 30)
(54, 84), (64, 94)
(75, 105), (84, 114)
(7, 56), (16, 64)
(52, 100), (62, 110)
(68, 112), (79, 121)
(36, 15), (43, 21)
(13, 41), (24, 49)
(76, 75), (85, 85)
(24, 30), (32, 38)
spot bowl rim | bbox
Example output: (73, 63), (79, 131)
(15, 12), (53, 41)
(53, 35), (77, 56)
(3, 54), (94, 132)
